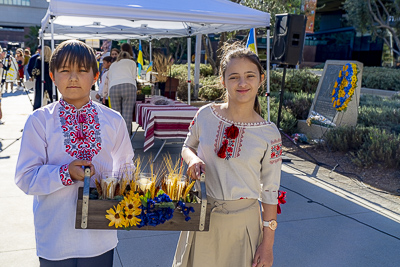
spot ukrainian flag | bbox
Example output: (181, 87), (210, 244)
(146, 61), (153, 73)
(137, 41), (144, 78)
(246, 28), (258, 55)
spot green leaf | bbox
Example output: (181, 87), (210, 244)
(156, 189), (166, 197)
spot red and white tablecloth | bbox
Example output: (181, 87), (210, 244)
(135, 101), (198, 152)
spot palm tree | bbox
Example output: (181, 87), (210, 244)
(24, 26), (40, 52)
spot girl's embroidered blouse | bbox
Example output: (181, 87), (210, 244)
(184, 103), (282, 204)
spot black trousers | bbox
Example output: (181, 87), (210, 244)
(39, 249), (114, 267)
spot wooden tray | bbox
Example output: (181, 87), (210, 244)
(75, 184), (211, 231)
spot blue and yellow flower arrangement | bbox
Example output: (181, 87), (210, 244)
(331, 63), (358, 111)
(105, 156), (196, 229)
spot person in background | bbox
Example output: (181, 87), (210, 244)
(23, 49), (31, 81)
(110, 48), (120, 63)
(15, 39), (134, 266)
(15, 48), (25, 89)
(32, 46), (56, 110)
(120, 43), (134, 58)
(107, 50), (137, 136)
(173, 42), (282, 267)
(96, 55), (112, 106)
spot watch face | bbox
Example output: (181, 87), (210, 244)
(270, 220), (277, 230)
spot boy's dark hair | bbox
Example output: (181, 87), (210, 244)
(103, 56), (112, 63)
(50, 40), (98, 76)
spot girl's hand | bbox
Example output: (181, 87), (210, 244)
(186, 157), (205, 180)
(68, 160), (95, 181)
(252, 241), (273, 267)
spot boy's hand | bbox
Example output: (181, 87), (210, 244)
(68, 160), (95, 181)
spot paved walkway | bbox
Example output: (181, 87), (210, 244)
(1, 91), (400, 267)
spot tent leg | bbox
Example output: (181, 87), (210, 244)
(187, 37), (191, 105)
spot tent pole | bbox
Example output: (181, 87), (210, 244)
(194, 34), (201, 100)
(50, 15), (56, 102)
(149, 39), (152, 63)
(41, 36), (45, 107)
(266, 26), (271, 123)
(187, 37), (191, 105)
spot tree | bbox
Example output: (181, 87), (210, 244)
(343, 0), (400, 59)
(24, 26), (40, 51)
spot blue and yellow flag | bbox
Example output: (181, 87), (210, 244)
(146, 61), (153, 73)
(246, 28), (257, 55)
(137, 40), (144, 78)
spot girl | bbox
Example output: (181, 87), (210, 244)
(173, 43), (282, 267)
(15, 48), (24, 88)
(15, 40), (134, 266)
(107, 50), (137, 136)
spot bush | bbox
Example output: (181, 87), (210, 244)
(362, 67), (400, 91)
(171, 64), (213, 78)
(324, 126), (400, 168)
(270, 69), (320, 93)
(198, 76), (224, 101)
(358, 95), (400, 134)
(259, 96), (298, 134)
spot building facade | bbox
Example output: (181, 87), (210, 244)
(0, 0), (48, 51)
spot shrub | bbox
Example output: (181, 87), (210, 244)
(171, 64), (213, 78)
(198, 76), (224, 101)
(259, 96), (298, 134)
(362, 67), (400, 91)
(358, 95), (400, 134)
(270, 69), (320, 93)
(323, 126), (400, 168)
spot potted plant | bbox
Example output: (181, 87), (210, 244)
(153, 53), (173, 95)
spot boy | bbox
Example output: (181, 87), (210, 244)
(15, 40), (134, 266)
(95, 55), (112, 106)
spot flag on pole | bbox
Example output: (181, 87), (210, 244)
(146, 61), (153, 73)
(246, 28), (257, 55)
(137, 40), (144, 78)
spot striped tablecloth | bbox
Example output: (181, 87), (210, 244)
(135, 102), (198, 152)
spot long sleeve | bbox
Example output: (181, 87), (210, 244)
(15, 113), (66, 195)
(260, 125), (282, 204)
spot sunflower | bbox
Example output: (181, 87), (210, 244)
(105, 204), (125, 228)
(124, 209), (142, 227)
(122, 192), (141, 212)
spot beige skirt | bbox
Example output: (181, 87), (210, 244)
(172, 197), (262, 267)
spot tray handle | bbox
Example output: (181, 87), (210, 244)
(199, 173), (207, 231)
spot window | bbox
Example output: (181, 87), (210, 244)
(0, 0), (30, 6)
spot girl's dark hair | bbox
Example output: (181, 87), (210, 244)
(219, 42), (264, 115)
(120, 43), (133, 58)
(49, 40), (98, 76)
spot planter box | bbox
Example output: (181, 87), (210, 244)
(75, 185), (211, 231)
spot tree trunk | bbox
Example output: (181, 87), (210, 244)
(202, 35), (218, 75)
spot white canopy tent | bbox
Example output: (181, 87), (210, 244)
(39, 0), (271, 118)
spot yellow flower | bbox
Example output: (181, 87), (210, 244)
(124, 209), (142, 227)
(338, 70), (342, 78)
(122, 193), (141, 212)
(106, 204), (126, 228)
(334, 81), (338, 88)
(332, 89), (336, 96)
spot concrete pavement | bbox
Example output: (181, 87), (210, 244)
(1, 90), (400, 267)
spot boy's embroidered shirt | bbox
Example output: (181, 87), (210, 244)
(184, 103), (282, 205)
(59, 99), (102, 161)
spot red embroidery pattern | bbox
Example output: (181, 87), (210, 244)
(214, 122), (244, 159)
(270, 138), (282, 164)
(59, 99), (102, 161)
(59, 164), (73, 186)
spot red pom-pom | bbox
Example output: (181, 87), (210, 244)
(217, 140), (228, 158)
(225, 124), (239, 139)
(277, 190), (287, 214)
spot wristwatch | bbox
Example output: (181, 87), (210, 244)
(263, 219), (278, 230)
